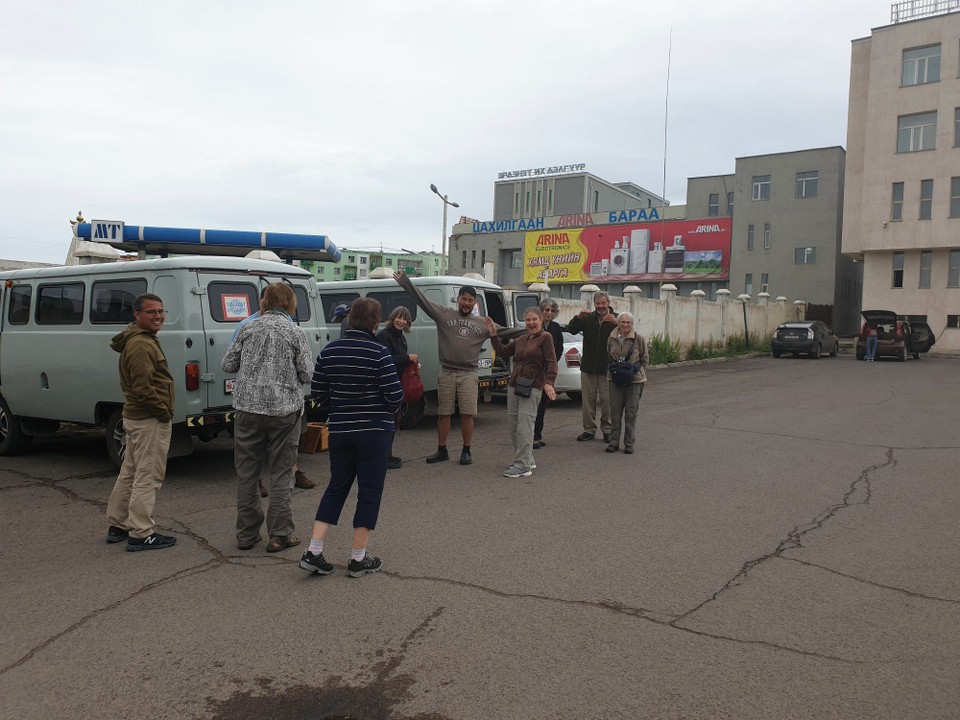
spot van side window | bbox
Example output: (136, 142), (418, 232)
(90, 279), (147, 324)
(208, 282), (258, 323)
(36, 283), (85, 325)
(292, 285), (311, 323)
(366, 292), (418, 322)
(7, 285), (31, 325)
(322, 293), (361, 322)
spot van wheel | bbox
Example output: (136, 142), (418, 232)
(0, 395), (33, 456)
(106, 409), (126, 468)
(899, 346), (907, 363)
(397, 398), (425, 430)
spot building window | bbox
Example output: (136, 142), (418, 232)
(536, 190), (542, 213)
(514, 193), (520, 214)
(708, 193), (719, 216)
(949, 250), (960, 287)
(744, 273), (753, 295)
(525, 191), (530, 212)
(897, 112), (937, 152)
(481, 249), (486, 267)
(948, 315), (960, 328)
(347, 255), (355, 263)
(919, 179), (934, 220)
(891, 182), (905, 220)
(548, 189), (553, 214)
(751, 175), (771, 201)
(763, 223), (771, 249)
(594, 190), (599, 211)
(726, 191), (734, 216)
(919, 250), (932, 288)
(796, 171), (819, 198)
(901, 45), (940, 86)
(510, 250), (522, 269)
(892, 252), (904, 288)
(462, 250), (467, 268)
(955, 108), (959, 147)
(334, 268), (341, 276)
(359, 256), (367, 265)
(747, 224), (755, 250)
(471, 250), (476, 268)
(760, 273), (769, 294)
(951, 177), (960, 217)
(795, 247), (817, 264)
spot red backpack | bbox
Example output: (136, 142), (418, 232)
(400, 363), (424, 404)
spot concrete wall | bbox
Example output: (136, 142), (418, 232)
(551, 289), (805, 355)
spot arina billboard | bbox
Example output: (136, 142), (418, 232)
(522, 218), (731, 284)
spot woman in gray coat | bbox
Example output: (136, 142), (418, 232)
(605, 312), (648, 455)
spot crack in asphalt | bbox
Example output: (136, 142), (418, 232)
(672, 448), (893, 625)
(783, 557), (960, 605)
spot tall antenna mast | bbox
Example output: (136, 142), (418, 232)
(659, 28), (673, 290)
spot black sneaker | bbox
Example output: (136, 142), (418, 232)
(387, 456), (402, 469)
(126, 533), (177, 552)
(106, 526), (129, 544)
(347, 553), (383, 578)
(459, 449), (472, 465)
(299, 550), (334, 575)
(426, 448), (449, 464)
(577, 432), (595, 442)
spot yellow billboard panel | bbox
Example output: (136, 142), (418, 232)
(522, 229), (589, 284)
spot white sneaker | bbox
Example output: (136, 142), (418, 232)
(503, 465), (532, 478)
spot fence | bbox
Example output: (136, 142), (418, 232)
(550, 285), (806, 354)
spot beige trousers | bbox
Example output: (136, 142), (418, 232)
(107, 417), (172, 539)
(581, 372), (612, 436)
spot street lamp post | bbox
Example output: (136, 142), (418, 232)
(430, 183), (459, 274)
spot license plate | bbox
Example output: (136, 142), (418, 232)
(224, 379), (235, 394)
(784, 335), (801, 341)
(477, 358), (492, 368)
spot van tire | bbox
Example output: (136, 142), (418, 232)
(397, 398), (425, 430)
(0, 396), (33, 456)
(106, 409), (126, 468)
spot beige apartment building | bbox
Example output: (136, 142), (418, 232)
(842, 4), (960, 350)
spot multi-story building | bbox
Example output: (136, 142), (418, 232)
(688, 147), (861, 334)
(300, 249), (445, 282)
(843, 4), (960, 350)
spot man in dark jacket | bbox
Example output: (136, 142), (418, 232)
(565, 291), (618, 443)
(105, 293), (177, 552)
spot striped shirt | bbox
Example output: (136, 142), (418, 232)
(311, 329), (404, 433)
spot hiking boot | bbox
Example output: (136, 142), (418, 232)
(126, 533), (177, 552)
(533, 440), (545, 449)
(238, 535), (262, 551)
(347, 553), (383, 578)
(294, 470), (315, 489)
(258, 479), (268, 497)
(606, 444), (619, 453)
(426, 448), (449, 464)
(503, 465), (532, 478)
(266, 535), (301, 553)
(623, 448), (634, 455)
(387, 456), (402, 469)
(299, 550), (334, 575)
(576, 432), (595, 442)
(106, 526), (129, 544)
(459, 449), (472, 465)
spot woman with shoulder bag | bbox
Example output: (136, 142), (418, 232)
(605, 312), (648, 455)
(376, 306), (418, 468)
(487, 308), (558, 478)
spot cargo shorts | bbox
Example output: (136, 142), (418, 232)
(437, 367), (479, 416)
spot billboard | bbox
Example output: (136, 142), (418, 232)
(522, 218), (731, 284)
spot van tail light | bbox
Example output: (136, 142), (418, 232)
(807, 328), (815, 340)
(565, 347), (581, 368)
(185, 363), (200, 391)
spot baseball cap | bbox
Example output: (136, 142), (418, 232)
(333, 303), (349, 320)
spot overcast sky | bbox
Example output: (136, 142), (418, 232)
(1, 1), (891, 264)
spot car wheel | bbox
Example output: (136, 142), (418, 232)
(397, 397), (426, 430)
(772, 350), (781, 358)
(830, 341), (839, 357)
(899, 345), (907, 363)
(0, 395), (33, 456)
(106, 408), (126, 468)
(811, 343), (821, 359)
(566, 391), (582, 402)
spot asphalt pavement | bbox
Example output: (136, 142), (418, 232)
(1, 353), (959, 720)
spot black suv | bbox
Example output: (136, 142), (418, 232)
(856, 310), (936, 361)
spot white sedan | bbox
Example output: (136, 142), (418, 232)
(554, 331), (583, 401)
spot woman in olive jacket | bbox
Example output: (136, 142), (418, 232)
(605, 312), (648, 455)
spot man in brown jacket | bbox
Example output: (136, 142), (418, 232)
(105, 293), (177, 551)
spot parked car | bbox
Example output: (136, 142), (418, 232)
(771, 321), (839, 359)
(555, 332), (583, 401)
(855, 310), (935, 361)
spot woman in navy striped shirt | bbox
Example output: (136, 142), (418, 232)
(300, 298), (404, 578)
